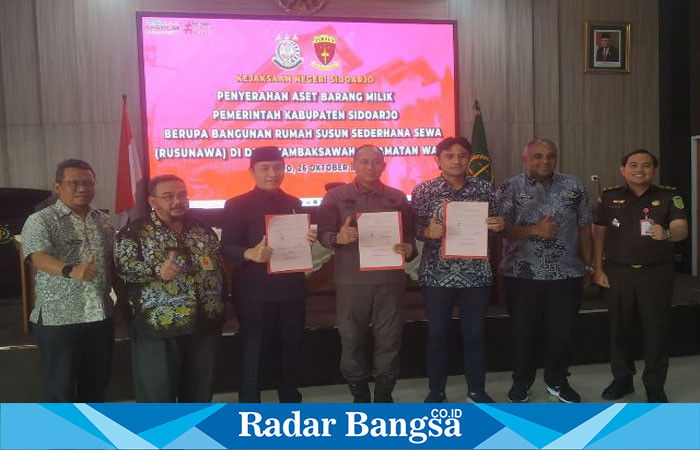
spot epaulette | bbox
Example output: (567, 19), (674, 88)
(659, 185), (677, 190)
(603, 185), (621, 192)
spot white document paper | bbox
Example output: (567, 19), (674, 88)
(443, 201), (488, 259)
(266, 213), (313, 273)
(357, 211), (404, 270)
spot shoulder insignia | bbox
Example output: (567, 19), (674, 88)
(672, 196), (685, 209)
(603, 185), (621, 192)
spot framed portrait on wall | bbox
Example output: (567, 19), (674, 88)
(584, 21), (631, 73)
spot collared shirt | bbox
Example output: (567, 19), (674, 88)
(220, 187), (307, 302)
(317, 179), (415, 285)
(495, 172), (592, 280)
(595, 184), (687, 265)
(21, 200), (114, 326)
(114, 211), (224, 338)
(411, 176), (495, 288)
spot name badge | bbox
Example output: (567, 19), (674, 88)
(200, 256), (214, 271)
(640, 219), (653, 236)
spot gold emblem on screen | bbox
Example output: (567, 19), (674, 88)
(311, 35), (340, 71)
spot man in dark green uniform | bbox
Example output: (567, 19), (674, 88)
(593, 149), (688, 403)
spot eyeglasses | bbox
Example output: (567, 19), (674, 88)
(151, 193), (189, 202)
(60, 180), (96, 189)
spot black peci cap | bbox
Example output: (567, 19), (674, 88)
(249, 146), (284, 168)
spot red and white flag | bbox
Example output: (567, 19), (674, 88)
(115, 95), (143, 227)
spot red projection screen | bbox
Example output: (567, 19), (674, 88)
(137, 13), (458, 207)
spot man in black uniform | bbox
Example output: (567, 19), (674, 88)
(593, 149), (688, 403)
(221, 146), (316, 403)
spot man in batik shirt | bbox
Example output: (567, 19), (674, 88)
(114, 174), (224, 402)
(495, 138), (593, 403)
(412, 137), (505, 404)
(22, 159), (116, 402)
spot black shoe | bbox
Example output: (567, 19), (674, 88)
(547, 380), (581, 403)
(601, 377), (634, 400)
(373, 376), (396, 403)
(348, 380), (371, 403)
(278, 388), (302, 403)
(423, 391), (446, 403)
(507, 383), (531, 403)
(646, 388), (668, 403)
(467, 391), (495, 403)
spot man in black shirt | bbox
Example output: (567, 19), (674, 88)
(221, 146), (316, 402)
(593, 149), (688, 403)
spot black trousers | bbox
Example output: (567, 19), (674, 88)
(422, 286), (491, 394)
(131, 324), (222, 403)
(33, 317), (114, 402)
(237, 299), (305, 403)
(504, 277), (582, 387)
(604, 262), (675, 389)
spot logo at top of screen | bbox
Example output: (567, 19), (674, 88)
(144, 19), (181, 35)
(311, 35), (339, 70)
(272, 34), (303, 70)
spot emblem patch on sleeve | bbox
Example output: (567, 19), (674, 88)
(672, 196), (685, 209)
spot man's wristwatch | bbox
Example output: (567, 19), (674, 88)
(585, 265), (595, 274)
(665, 229), (672, 240)
(61, 264), (74, 278)
(331, 233), (342, 248)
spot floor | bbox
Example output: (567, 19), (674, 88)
(212, 354), (700, 404)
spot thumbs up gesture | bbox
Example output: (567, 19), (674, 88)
(535, 212), (559, 239)
(336, 216), (358, 245)
(244, 235), (273, 263)
(160, 250), (182, 281)
(72, 254), (98, 282)
(424, 211), (444, 240)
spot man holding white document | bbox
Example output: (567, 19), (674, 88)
(318, 145), (415, 403)
(412, 137), (505, 404)
(494, 138), (593, 404)
(221, 146), (316, 403)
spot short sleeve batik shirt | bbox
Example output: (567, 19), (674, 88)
(495, 172), (593, 280)
(21, 200), (115, 325)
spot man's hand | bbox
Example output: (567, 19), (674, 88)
(307, 228), (318, 246)
(244, 235), (273, 263)
(393, 243), (413, 257)
(71, 255), (98, 282)
(648, 221), (668, 241)
(424, 211), (444, 240)
(336, 216), (358, 245)
(486, 216), (505, 232)
(160, 251), (182, 281)
(593, 268), (610, 288)
(535, 212), (559, 239)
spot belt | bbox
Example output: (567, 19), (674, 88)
(606, 261), (670, 269)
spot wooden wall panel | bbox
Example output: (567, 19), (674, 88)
(0, 0), (41, 125)
(558, 0), (659, 188)
(0, 128), (8, 183)
(4, 126), (50, 188)
(532, 0), (560, 145)
(35, 0), (81, 124)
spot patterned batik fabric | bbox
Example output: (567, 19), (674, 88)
(495, 172), (593, 280)
(411, 176), (495, 288)
(21, 200), (115, 325)
(114, 211), (224, 337)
